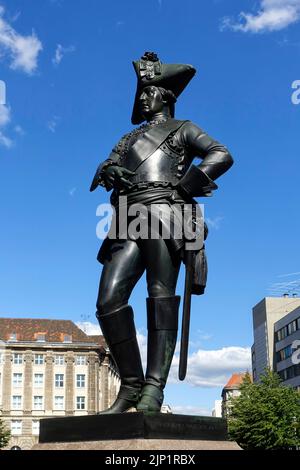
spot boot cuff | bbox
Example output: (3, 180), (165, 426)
(146, 296), (180, 330)
(97, 305), (136, 345)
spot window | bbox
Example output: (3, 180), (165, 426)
(34, 354), (44, 365)
(32, 420), (40, 436)
(297, 317), (300, 330)
(54, 355), (64, 365)
(9, 333), (17, 341)
(12, 395), (22, 410)
(54, 396), (64, 410)
(33, 396), (44, 410)
(63, 334), (72, 343)
(288, 320), (297, 335)
(34, 373), (44, 387)
(279, 364), (300, 382)
(13, 353), (23, 365)
(76, 374), (86, 388)
(12, 373), (23, 387)
(76, 396), (85, 410)
(55, 374), (64, 388)
(36, 333), (46, 342)
(76, 355), (86, 365)
(11, 420), (22, 435)
(281, 326), (288, 339)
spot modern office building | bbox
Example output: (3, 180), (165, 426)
(0, 318), (120, 449)
(274, 306), (300, 390)
(251, 296), (300, 387)
(212, 399), (222, 418)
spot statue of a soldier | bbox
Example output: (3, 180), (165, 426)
(90, 52), (233, 414)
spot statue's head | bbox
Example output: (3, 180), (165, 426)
(139, 86), (177, 120)
(131, 52), (196, 125)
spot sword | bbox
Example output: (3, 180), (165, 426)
(179, 248), (194, 381)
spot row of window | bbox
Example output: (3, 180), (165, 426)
(10, 373), (86, 388)
(11, 420), (39, 436)
(278, 363), (300, 381)
(276, 317), (300, 342)
(11, 395), (86, 410)
(276, 343), (300, 363)
(1, 353), (88, 365)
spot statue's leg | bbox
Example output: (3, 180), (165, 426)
(137, 239), (181, 412)
(96, 240), (145, 414)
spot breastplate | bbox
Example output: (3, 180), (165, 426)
(127, 147), (180, 185)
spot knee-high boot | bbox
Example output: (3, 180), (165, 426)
(96, 305), (144, 414)
(137, 296), (180, 412)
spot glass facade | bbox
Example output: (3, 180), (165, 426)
(276, 316), (300, 342)
(278, 363), (300, 381)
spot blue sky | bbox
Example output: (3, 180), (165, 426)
(0, 0), (300, 415)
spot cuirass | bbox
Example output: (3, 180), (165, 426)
(126, 147), (181, 185)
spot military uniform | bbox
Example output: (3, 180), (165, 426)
(90, 53), (233, 413)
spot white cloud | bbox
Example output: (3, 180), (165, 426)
(76, 321), (102, 335)
(206, 216), (224, 230)
(0, 131), (12, 148)
(0, 103), (12, 148)
(52, 44), (75, 66)
(14, 124), (25, 136)
(171, 405), (212, 416)
(169, 346), (251, 388)
(0, 5), (42, 74)
(278, 271), (300, 277)
(47, 115), (60, 133)
(69, 187), (77, 197)
(222, 0), (300, 33)
(0, 103), (10, 127)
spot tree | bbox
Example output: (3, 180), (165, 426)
(0, 417), (10, 449)
(228, 369), (300, 450)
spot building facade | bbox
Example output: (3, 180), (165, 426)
(212, 399), (222, 418)
(221, 373), (247, 417)
(274, 306), (300, 390)
(0, 318), (120, 449)
(251, 296), (300, 383)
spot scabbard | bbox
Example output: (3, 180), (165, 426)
(179, 249), (194, 381)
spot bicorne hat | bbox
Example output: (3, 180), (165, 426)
(131, 52), (196, 125)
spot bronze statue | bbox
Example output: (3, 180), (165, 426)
(90, 52), (233, 414)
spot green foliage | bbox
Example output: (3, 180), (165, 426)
(228, 369), (300, 450)
(0, 417), (10, 449)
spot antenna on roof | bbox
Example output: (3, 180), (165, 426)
(80, 314), (91, 334)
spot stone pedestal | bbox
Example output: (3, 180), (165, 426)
(35, 412), (240, 450)
(33, 438), (240, 450)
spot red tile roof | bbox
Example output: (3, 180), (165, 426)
(223, 373), (247, 390)
(0, 318), (105, 348)
(86, 335), (107, 348)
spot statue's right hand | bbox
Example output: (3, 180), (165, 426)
(103, 165), (135, 189)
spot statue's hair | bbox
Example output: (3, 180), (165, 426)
(157, 87), (177, 105)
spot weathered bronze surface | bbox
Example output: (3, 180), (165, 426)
(91, 52), (233, 414)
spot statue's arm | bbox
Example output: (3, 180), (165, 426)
(90, 151), (121, 192)
(176, 122), (234, 198)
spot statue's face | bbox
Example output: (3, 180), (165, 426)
(139, 86), (165, 118)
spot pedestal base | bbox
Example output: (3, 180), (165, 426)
(39, 412), (229, 443)
(33, 438), (241, 450)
